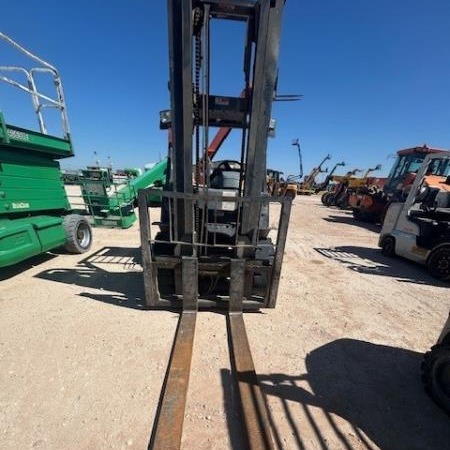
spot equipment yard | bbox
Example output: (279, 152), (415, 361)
(1, 194), (449, 450)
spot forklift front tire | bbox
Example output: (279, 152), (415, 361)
(325, 194), (335, 207)
(427, 246), (450, 281)
(381, 236), (395, 257)
(63, 215), (93, 254)
(422, 343), (450, 415)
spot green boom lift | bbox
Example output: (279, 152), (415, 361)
(79, 158), (167, 229)
(0, 32), (92, 268)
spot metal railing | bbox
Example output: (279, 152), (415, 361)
(65, 179), (137, 227)
(0, 32), (71, 140)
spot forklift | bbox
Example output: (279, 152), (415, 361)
(379, 152), (450, 280)
(138, 1), (291, 448)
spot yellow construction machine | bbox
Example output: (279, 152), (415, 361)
(267, 169), (297, 198)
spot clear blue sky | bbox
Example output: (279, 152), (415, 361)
(2, 0), (450, 178)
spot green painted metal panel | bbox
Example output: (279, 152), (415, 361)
(0, 111), (77, 266)
(37, 220), (66, 252)
(0, 216), (66, 267)
(93, 214), (136, 229)
(0, 149), (70, 215)
(128, 158), (168, 191)
(115, 158), (167, 205)
(0, 122), (73, 158)
(0, 222), (41, 267)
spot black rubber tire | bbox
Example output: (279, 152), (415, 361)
(365, 212), (379, 224)
(337, 197), (349, 210)
(381, 236), (396, 257)
(353, 209), (364, 221)
(422, 343), (450, 415)
(325, 194), (336, 207)
(427, 246), (450, 281)
(63, 214), (93, 254)
(321, 192), (329, 205)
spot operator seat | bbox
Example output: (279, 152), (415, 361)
(210, 160), (241, 190)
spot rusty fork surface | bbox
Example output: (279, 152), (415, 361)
(149, 259), (274, 450)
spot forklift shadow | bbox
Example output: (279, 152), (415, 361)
(35, 247), (146, 310)
(314, 245), (448, 287)
(254, 339), (450, 450)
(323, 215), (381, 233)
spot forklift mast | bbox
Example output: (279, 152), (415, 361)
(167, 0), (285, 234)
(139, 0), (292, 310)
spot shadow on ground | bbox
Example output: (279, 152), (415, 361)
(314, 245), (448, 287)
(257, 339), (450, 450)
(0, 253), (58, 281)
(323, 213), (381, 233)
(36, 247), (146, 309)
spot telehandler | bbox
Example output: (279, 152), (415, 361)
(297, 153), (331, 195)
(321, 168), (363, 206)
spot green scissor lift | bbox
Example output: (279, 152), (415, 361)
(0, 32), (92, 268)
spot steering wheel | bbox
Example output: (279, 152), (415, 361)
(214, 160), (241, 172)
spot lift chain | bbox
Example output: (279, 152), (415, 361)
(193, 6), (203, 249)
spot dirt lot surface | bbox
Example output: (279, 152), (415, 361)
(1, 195), (449, 450)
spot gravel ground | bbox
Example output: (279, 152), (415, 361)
(1, 195), (449, 450)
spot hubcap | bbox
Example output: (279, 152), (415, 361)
(76, 223), (90, 248)
(436, 254), (450, 276)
